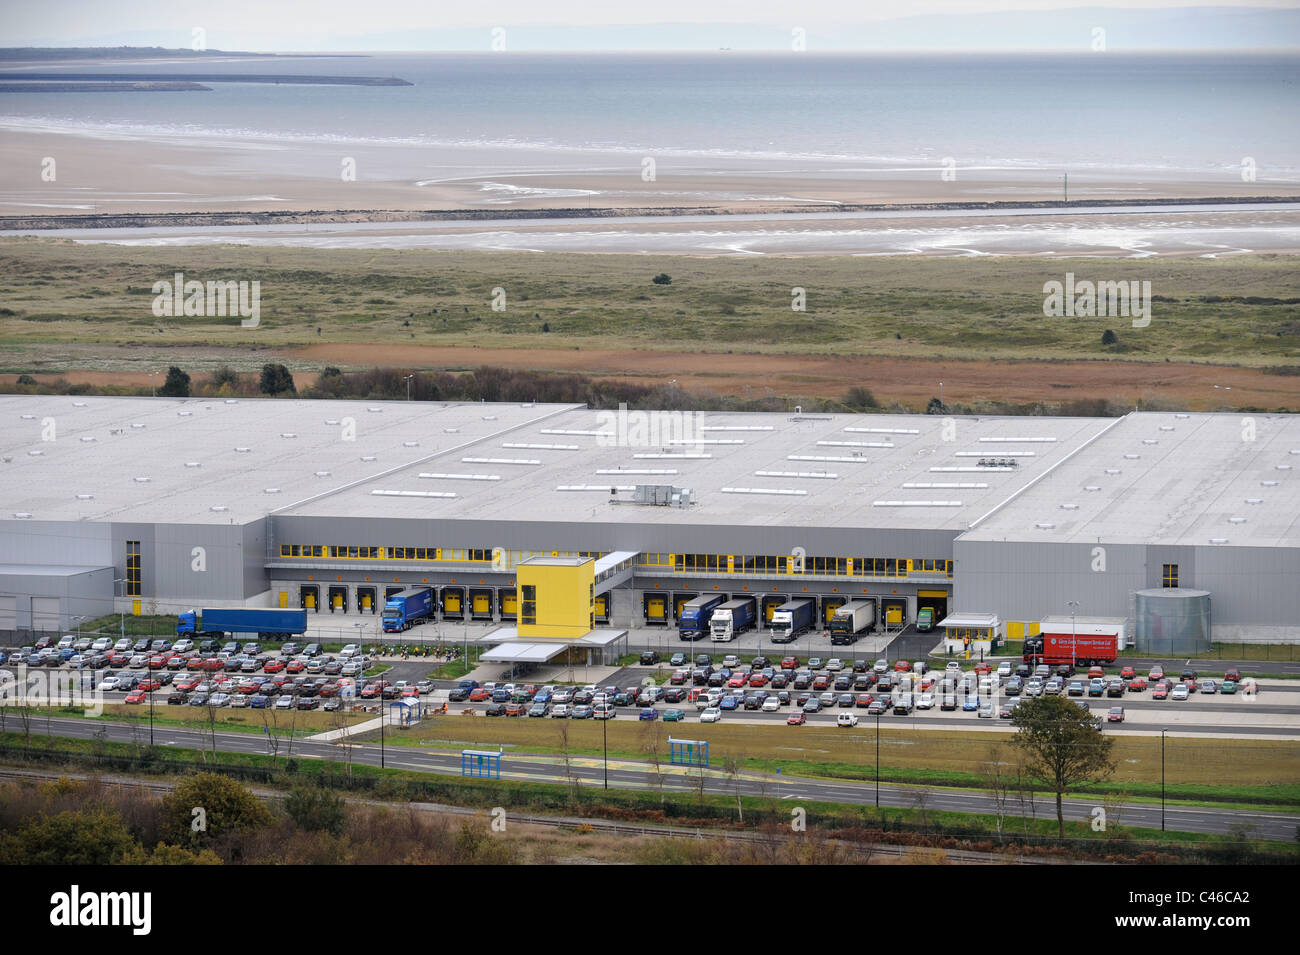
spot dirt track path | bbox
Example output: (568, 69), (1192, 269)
(284, 344), (1299, 410)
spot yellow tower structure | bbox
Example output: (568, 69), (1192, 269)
(515, 556), (595, 639)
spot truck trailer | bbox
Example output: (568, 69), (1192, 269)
(381, 587), (435, 633)
(770, 598), (816, 643)
(829, 600), (875, 645)
(710, 596), (757, 642)
(678, 594), (726, 641)
(175, 608), (307, 640)
(1023, 632), (1119, 667)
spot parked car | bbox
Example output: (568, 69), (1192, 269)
(786, 711), (806, 726)
(700, 707), (722, 723)
(1170, 684), (1190, 701)
(663, 708), (686, 722)
(1199, 679), (1218, 694)
(1107, 706), (1125, 723)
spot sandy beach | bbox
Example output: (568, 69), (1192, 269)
(3, 127), (1298, 219)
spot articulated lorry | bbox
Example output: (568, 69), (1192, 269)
(710, 596), (757, 642)
(175, 608), (307, 640)
(829, 600), (875, 645)
(770, 598), (816, 643)
(678, 594), (726, 641)
(382, 587), (435, 633)
(1022, 632), (1119, 667)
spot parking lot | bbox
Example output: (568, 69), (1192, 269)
(443, 651), (1300, 738)
(2, 636), (1296, 740)
(0, 634), (426, 715)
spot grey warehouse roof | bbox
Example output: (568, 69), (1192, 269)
(2, 397), (1297, 546)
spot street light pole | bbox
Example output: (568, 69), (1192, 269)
(602, 711), (609, 790)
(1161, 728), (1167, 831)
(1066, 600), (1080, 671)
(404, 374), (414, 401)
(875, 711), (880, 807)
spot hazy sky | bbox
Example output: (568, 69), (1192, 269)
(4, 1), (1297, 50)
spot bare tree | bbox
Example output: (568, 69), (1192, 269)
(556, 718), (579, 797)
(332, 705), (354, 775)
(981, 745), (1012, 839)
(910, 786), (931, 829)
(643, 721), (667, 805)
(724, 754), (745, 823)
(261, 706), (282, 760)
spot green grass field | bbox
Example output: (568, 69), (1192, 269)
(1, 240), (1296, 367)
(370, 714), (1299, 805)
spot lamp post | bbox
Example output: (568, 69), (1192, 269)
(404, 374), (414, 401)
(1066, 600), (1080, 672)
(875, 711), (881, 807)
(602, 709), (609, 790)
(1161, 728), (1167, 831)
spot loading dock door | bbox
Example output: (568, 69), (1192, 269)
(594, 593), (609, 623)
(357, 586), (377, 614)
(820, 596), (846, 626)
(917, 590), (948, 625)
(672, 592), (698, 624)
(882, 599), (906, 626)
(762, 594), (788, 624)
(442, 588), (464, 620)
(299, 585), (319, 612)
(470, 589), (493, 621)
(499, 588), (517, 620)
(278, 591), (288, 609)
(328, 586), (348, 613)
(643, 594), (668, 626)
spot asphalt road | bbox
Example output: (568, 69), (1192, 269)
(22, 715), (1300, 842)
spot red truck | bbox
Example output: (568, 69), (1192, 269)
(1023, 632), (1118, 667)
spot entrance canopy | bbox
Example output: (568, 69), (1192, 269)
(480, 642), (572, 664)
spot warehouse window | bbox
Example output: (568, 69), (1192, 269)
(521, 585), (537, 625)
(126, 540), (141, 596)
(1162, 564), (1179, 588)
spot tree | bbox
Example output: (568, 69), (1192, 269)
(210, 365), (239, 388)
(1010, 695), (1116, 838)
(16, 374), (35, 386)
(285, 784), (347, 835)
(843, 386), (879, 411)
(158, 365), (190, 397)
(159, 773), (274, 846)
(652, 273), (672, 285)
(0, 810), (143, 865)
(259, 363), (296, 396)
(1101, 329), (1119, 346)
(926, 396), (946, 415)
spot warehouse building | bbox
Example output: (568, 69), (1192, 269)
(1, 395), (1297, 647)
